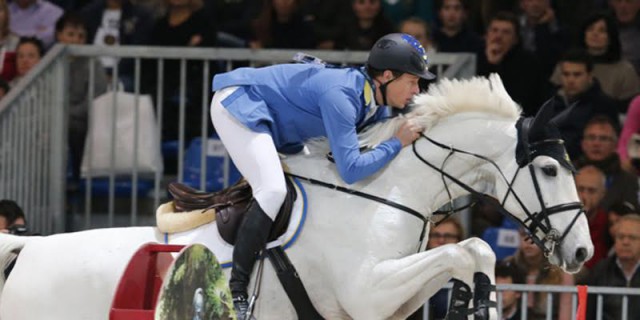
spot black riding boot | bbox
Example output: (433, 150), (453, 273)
(230, 200), (273, 320)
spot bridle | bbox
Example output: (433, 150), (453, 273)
(413, 117), (584, 258)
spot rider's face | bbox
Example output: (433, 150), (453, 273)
(377, 72), (420, 108)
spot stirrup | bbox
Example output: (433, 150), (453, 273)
(233, 295), (256, 320)
(473, 272), (497, 320)
(444, 279), (474, 320)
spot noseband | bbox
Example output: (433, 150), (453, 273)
(413, 118), (584, 258)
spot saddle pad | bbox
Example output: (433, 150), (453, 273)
(164, 178), (308, 269)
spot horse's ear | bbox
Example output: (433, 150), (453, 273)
(550, 100), (578, 128)
(528, 98), (555, 141)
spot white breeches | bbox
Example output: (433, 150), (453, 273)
(210, 86), (286, 220)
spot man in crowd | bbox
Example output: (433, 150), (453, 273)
(586, 214), (640, 320)
(476, 11), (546, 116)
(549, 49), (620, 160)
(576, 116), (639, 211)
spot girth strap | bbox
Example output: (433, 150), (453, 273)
(266, 246), (324, 320)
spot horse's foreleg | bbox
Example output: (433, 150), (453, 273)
(458, 237), (498, 320)
(344, 245), (475, 320)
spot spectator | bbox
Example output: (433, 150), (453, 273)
(504, 228), (574, 320)
(8, 0), (63, 48)
(576, 115), (639, 211)
(606, 201), (636, 254)
(333, 0), (395, 51)
(54, 13), (109, 184)
(299, 0), (348, 50)
(249, 0), (316, 49)
(9, 36), (43, 87)
(432, 0), (483, 54)
(380, 0), (433, 27)
(575, 165), (610, 271)
(424, 218), (465, 320)
(398, 16), (434, 53)
(81, 0), (154, 90)
(586, 214), (640, 320)
(617, 95), (640, 171)
(477, 11), (546, 117)
(495, 259), (531, 320)
(517, 0), (567, 79)
(609, 0), (640, 75)
(0, 0), (19, 82)
(550, 12), (640, 109)
(0, 199), (26, 233)
(548, 48), (620, 160)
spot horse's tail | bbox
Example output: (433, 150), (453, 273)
(0, 233), (31, 296)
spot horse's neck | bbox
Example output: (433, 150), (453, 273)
(284, 113), (517, 216)
(380, 113), (518, 214)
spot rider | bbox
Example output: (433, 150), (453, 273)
(209, 33), (435, 319)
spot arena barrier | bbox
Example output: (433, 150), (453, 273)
(423, 283), (640, 320)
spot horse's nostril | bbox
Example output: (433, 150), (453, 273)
(575, 247), (588, 262)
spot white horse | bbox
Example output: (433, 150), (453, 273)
(0, 74), (593, 320)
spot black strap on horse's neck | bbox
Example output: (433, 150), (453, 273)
(266, 246), (324, 320)
(284, 172), (429, 245)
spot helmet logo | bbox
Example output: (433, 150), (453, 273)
(376, 39), (396, 49)
(400, 34), (428, 66)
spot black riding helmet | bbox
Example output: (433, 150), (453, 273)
(367, 33), (435, 105)
(367, 33), (436, 81)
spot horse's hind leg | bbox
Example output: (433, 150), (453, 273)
(458, 237), (498, 320)
(348, 244), (475, 320)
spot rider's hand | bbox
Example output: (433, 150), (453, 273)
(394, 120), (421, 147)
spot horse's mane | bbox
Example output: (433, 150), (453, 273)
(359, 73), (522, 147)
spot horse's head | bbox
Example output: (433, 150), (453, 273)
(494, 100), (593, 273)
(359, 74), (592, 272)
(398, 74), (593, 273)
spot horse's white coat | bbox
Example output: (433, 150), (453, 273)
(0, 75), (593, 320)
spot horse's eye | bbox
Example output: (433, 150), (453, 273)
(542, 165), (557, 177)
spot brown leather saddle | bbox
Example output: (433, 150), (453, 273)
(168, 177), (297, 245)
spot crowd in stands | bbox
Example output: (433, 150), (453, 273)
(1, 0), (640, 319)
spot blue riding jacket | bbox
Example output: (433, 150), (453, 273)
(212, 63), (402, 184)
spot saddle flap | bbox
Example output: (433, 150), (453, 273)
(167, 178), (296, 245)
